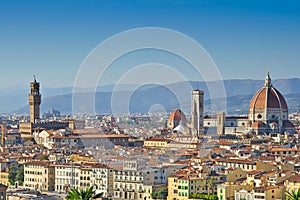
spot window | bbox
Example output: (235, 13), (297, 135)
(257, 114), (262, 119)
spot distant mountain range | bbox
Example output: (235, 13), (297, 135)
(4, 78), (300, 115)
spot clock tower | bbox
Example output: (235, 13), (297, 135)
(28, 76), (41, 123)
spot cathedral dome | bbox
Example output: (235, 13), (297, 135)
(249, 73), (288, 110)
(168, 109), (187, 122)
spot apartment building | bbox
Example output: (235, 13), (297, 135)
(217, 182), (251, 200)
(23, 161), (55, 191)
(54, 163), (81, 193)
(88, 163), (114, 198)
(285, 174), (300, 195)
(215, 158), (257, 171)
(144, 138), (168, 148)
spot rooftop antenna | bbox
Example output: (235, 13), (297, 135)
(196, 81), (199, 90)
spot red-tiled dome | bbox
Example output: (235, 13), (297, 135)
(249, 73), (288, 110)
(168, 109), (186, 122)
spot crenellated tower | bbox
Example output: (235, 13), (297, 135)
(28, 76), (41, 123)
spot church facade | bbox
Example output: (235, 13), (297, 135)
(203, 73), (295, 135)
(166, 73), (295, 136)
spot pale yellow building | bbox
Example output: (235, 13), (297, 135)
(0, 160), (9, 186)
(235, 186), (284, 200)
(144, 138), (168, 148)
(217, 182), (252, 200)
(285, 174), (300, 198)
(88, 163), (114, 198)
(0, 170), (9, 187)
(215, 158), (257, 171)
(167, 141), (198, 149)
(224, 168), (247, 183)
(24, 161), (55, 191)
(167, 170), (209, 200)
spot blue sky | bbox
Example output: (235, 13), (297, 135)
(0, 0), (300, 88)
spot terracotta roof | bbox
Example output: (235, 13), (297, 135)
(247, 170), (262, 175)
(145, 138), (167, 142)
(270, 148), (300, 152)
(212, 148), (228, 153)
(216, 158), (256, 165)
(288, 174), (300, 182)
(168, 109), (186, 122)
(218, 140), (232, 146)
(50, 133), (131, 139)
(249, 74), (288, 110)
(252, 121), (266, 128)
(24, 161), (51, 166)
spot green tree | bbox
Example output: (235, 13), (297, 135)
(151, 192), (158, 199)
(39, 155), (48, 160)
(8, 165), (17, 185)
(189, 193), (217, 200)
(8, 162), (24, 186)
(65, 186), (103, 200)
(285, 189), (300, 200)
(151, 187), (167, 199)
(16, 165), (24, 185)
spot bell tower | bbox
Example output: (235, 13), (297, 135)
(191, 89), (204, 137)
(28, 76), (41, 123)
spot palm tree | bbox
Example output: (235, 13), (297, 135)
(285, 189), (300, 200)
(66, 186), (103, 200)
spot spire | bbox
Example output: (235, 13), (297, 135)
(264, 72), (271, 87)
(33, 75), (36, 82)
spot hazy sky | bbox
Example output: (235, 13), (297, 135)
(0, 0), (300, 88)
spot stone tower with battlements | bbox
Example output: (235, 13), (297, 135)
(28, 76), (41, 123)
